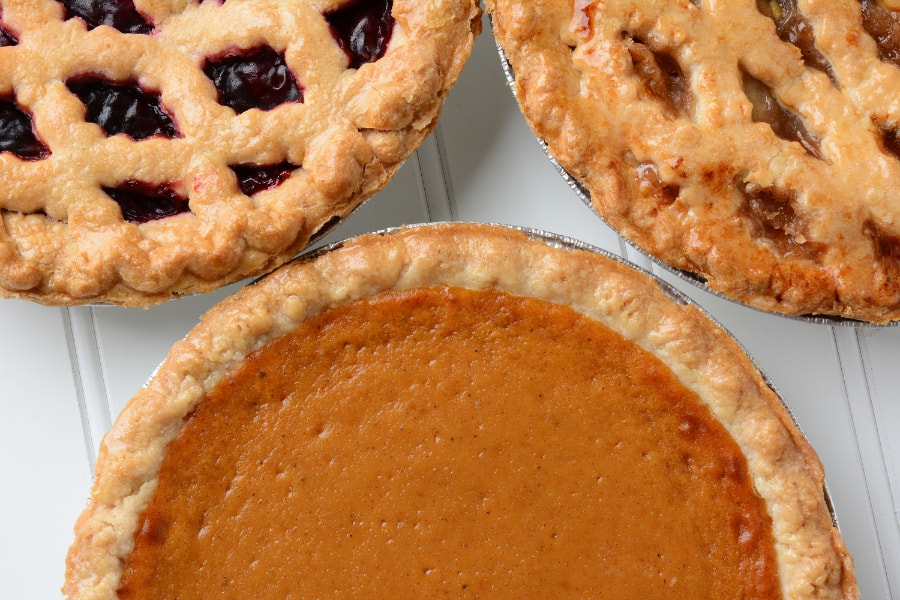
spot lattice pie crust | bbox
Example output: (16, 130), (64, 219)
(0, 0), (480, 306)
(488, 0), (900, 323)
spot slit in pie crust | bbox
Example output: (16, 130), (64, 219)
(64, 223), (857, 599)
(488, 0), (900, 323)
(0, 0), (480, 306)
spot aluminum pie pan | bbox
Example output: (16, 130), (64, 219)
(494, 40), (896, 328)
(287, 221), (844, 528)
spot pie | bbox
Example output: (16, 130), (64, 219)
(64, 222), (857, 599)
(487, 0), (900, 324)
(0, 0), (479, 306)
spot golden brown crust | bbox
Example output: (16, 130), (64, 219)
(0, 0), (480, 306)
(487, 0), (900, 323)
(64, 222), (856, 599)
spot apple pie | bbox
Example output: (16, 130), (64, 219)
(488, 0), (900, 323)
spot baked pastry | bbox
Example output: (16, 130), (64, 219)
(64, 222), (857, 599)
(488, 0), (900, 323)
(0, 0), (480, 306)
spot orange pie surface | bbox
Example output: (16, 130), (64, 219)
(117, 285), (780, 598)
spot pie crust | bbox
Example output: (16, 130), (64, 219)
(487, 0), (900, 323)
(64, 222), (857, 599)
(0, 0), (480, 306)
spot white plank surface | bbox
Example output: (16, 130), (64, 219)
(2, 15), (898, 598)
(0, 301), (92, 597)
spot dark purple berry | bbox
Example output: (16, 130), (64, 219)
(0, 98), (50, 160)
(67, 78), (179, 140)
(231, 162), (297, 196)
(203, 46), (303, 114)
(103, 180), (191, 224)
(58, 0), (153, 34)
(325, 0), (394, 69)
(0, 24), (18, 46)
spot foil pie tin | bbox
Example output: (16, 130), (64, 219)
(493, 41), (896, 328)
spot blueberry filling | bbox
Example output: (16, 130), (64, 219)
(58, 0), (153, 34)
(67, 78), (179, 140)
(325, 0), (395, 69)
(203, 47), (303, 114)
(0, 24), (17, 46)
(231, 162), (298, 196)
(0, 98), (50, 160)
(103, 180), (190, 224)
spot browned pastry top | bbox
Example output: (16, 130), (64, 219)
(0, 0), (479, 305)
(488, 0), (900, 323)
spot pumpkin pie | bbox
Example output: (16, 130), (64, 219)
(63, 222), (857, 599)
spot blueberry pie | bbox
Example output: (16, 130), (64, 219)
(64, 223), (857, 599)
(488, 0), (900, 323)
(0, 0), (480, 305)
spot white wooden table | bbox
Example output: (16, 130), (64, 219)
(3, 17), (898, 598)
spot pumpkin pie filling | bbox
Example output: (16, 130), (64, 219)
(117, 285), (780, 598)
